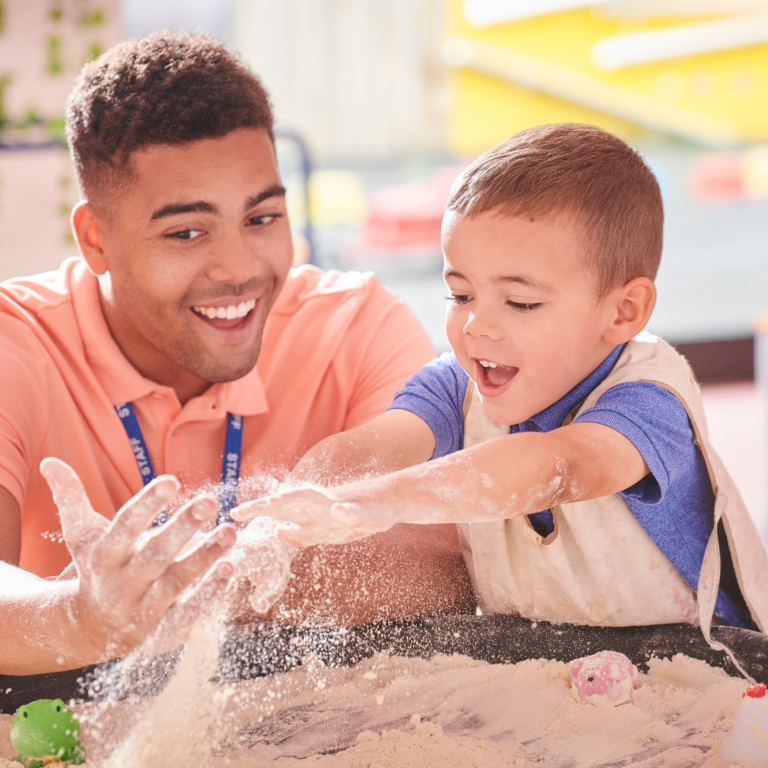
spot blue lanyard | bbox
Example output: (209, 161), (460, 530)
(114, 403), (243, 527)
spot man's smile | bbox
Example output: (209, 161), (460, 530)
(192, 298), (256, 320)
(190, 295), (261, 336)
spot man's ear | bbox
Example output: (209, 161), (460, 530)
(71, 201), (108, 275)
(603, 277), (656, 345)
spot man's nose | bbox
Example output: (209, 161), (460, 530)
(205, 231), (263, 285)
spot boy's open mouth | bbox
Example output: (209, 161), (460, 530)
(476, 359), (519, 393)
(191, 298), (257, 332)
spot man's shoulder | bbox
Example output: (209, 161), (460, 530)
(0, 259), (89, 368)
(271, 265), (397, 316)
(0, 258), (81, 319)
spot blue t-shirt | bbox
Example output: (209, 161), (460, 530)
(388, 347), (755, 630)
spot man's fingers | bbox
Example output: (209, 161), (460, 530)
(105, 476), (181, 563)
(142, 561), (234, 655)
(125, 495), (218, 584)
(142, 524), (236, 613)
(40, 458), (107, 555)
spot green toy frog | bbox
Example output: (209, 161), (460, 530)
(10, 698), (85, 766)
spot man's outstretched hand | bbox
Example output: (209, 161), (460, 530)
(230, 486), (399, 548)
(41, 458), (236, 661)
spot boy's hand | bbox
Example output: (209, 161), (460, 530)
(41, 457), (236, 660)
(231, 487), (399, 548)
(227, 518), (299, 614)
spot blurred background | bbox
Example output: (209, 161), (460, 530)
(1, 0), (768, 536)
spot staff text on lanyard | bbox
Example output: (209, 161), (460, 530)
(114, 403), (242, 527)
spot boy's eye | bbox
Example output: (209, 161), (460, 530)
(166, 229), (204, 241)
(509, 301), (542, 312)
(446, 294), (472, 304)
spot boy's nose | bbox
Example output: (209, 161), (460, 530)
(463, 309), (503, 341)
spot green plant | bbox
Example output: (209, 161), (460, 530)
(17, 109), (41, 129)
(82, 9), (105, 26)
(47, 37), (63, 75)
(0, 74), (10, 128)
(47, 117), (66, 143)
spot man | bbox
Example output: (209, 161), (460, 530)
(0, 32), (472, 676)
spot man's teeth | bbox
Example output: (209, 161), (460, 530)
(479, 360), (499, 368)
(192, 299), (256, 320)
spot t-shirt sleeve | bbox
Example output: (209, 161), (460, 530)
(388, 352), (469, 459)
(574, 381), (694, 503)
(341, 282), (436, 431)
(0, 316), (50, 507)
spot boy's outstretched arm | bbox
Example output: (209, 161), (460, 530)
(232, 421), (650, 541)
(228, 409), (475, 624)
(289, 408), (437, 487)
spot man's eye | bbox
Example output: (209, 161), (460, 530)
(446, 294), (472, 304)
(248, 214), (280, 226)
(167, 229), (204, 240)
(509, 301), (542, 312)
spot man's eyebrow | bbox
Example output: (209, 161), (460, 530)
(150, 201), (218, 221)
(245, 184), (286, 211)
(149, 184), (286, 222)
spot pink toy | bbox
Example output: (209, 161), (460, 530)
(569, 651), (639, 707)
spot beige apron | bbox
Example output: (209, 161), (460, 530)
(459, 332), (768, 644)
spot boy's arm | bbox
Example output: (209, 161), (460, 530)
(233, 422), (649, 540)
(229, 409), (476, 624)
(289, 408), (437, 486)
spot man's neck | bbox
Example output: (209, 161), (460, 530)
(97, 286), (211, 406)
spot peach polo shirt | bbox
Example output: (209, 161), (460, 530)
(0, 258), (434, 577)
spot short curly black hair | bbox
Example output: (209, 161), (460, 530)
(66, 31), (274, 205)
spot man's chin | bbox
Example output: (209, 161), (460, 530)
(199, 359), (260, 384)
(191, 344), (263, 385)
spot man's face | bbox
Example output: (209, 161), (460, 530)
(93, 127), (293, 396)
(442, 208), (617, 426)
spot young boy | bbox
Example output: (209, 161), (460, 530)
(233, 124), (768, 638)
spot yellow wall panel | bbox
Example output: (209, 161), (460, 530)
(446, 0), (768, 154)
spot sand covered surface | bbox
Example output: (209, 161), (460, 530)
(0, 632), (750, 767)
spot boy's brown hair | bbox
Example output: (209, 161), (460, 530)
(446, 124), (663, 297)
(66, 31), (273, 208)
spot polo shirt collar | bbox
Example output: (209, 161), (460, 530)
(71, 261), (268, 416)
(519, 344), (625, 432)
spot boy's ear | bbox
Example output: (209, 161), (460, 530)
(71, 201), (109, 276)
(603, 277), (656, 345)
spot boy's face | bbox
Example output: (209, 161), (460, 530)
(442, 208), (618, 426)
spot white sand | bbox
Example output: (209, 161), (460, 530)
(0, 643), (750, 767)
